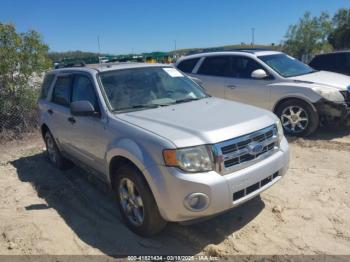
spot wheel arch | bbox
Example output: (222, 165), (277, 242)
(109, 155), (142, 190)
(272, 96), (318, 114)
(40, 124), (50, 139)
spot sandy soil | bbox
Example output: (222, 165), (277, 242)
(0, 129), (350, 257)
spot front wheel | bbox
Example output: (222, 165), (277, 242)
(114, 164), (167, 236)
(276, 99), (319, 136)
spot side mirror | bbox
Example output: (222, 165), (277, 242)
(251, 69), (268, 79)
(70, 101), (97, 117)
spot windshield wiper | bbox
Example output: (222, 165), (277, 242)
(113, 103), (167, 112)
(173, 97), (201, 104)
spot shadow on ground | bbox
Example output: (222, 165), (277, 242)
(11, 152), (264, 256)
(286, 126), (350, 143)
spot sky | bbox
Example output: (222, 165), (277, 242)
(0, 0), (348, 54)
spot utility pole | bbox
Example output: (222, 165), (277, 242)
(173, 40), (177, 59)
(251, 28), (255, 47)
(97, 36), (101, 53)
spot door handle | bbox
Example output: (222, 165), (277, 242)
(68, 117), (76, 124)
(47, 109), (53, 115)
(227, 85), (236, 89)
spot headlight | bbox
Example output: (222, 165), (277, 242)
(312, 87), (344, 102)
(163, 145), (213, 172)
(276, 120), (284, 143)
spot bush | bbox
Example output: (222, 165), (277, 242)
(0, 23), (51, 140)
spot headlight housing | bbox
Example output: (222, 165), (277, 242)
(163, 145), (214, 172)
(276, 120), (284, 143)
(312, 87), (344, 102)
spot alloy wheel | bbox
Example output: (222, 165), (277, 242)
(119, 178), (144, 226)
(281, 106), (309, 134)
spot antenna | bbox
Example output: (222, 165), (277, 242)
(251, 28), (255, 47)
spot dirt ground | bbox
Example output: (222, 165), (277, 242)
(0, 129), (350, 257)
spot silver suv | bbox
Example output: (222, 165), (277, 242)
(175, 50), (350, 136)
(38, 63), (289, 236)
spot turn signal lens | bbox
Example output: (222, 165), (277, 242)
(163, 149), (178, 166)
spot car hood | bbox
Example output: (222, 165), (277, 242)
(289, 71), (350, 90)
(116, 97), (278, 148)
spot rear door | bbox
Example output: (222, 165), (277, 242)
(47, 74), (73, 151)
(224, 56), (272, 109)
(193, 55), (231, 99)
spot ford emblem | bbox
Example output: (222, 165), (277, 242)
(247, 142), (264, 155)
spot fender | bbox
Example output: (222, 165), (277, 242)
(105, 137), (167, 209)
(272, 93), (320, 113)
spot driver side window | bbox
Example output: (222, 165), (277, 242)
(232, 56), (265, 79)
(72, 75), (99, 112)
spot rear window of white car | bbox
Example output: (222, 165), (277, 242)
(177, 58), (200, 73)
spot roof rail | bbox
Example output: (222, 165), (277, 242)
(55, 61), (86, 69)
(185, 48), (277, 56)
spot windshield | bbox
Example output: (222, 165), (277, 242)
(258, 54), (316, 77)
(99, 67), (207, 112)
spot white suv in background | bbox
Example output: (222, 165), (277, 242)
(175, 50), (350, 136)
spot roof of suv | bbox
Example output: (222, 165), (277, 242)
(50, 62), (172, 74)
(177, 50), (282, 61)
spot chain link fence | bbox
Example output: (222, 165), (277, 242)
(0, 78), (42, 142)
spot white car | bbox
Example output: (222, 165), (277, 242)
(175, 50), (350, 136)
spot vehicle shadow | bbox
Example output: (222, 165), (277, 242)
(286, 126), (350, 142)
(11, 152), (265, 256)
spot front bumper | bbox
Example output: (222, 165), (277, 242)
(145, 137), (289, 222)
(314, 99), (350, 126)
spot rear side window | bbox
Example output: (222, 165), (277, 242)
(346, 54), (350, 68)
(310, 54), (346, 73)
(198, 56), (231, 77)
(72, 75), (99, 111)
(40, 74), (55, 99)
(177, 58), (200, 73)
(52, 76), (72, 107)
(310, 55), (334, 70)
(309, 56), (322, 69)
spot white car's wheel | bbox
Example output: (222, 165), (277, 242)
(276, 99), (319, 136)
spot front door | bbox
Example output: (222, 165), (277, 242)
(224, 55), (272, 109)
(48, 74), (74, 151)
(66, 73), (108, 175)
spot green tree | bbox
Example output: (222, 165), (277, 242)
(283, 12), (333, 61)
(328, 8), (350, 50)
(0, 23), (51, 135)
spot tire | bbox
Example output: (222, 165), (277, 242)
(44, 131), (71, 170)
(114, 164), (167, 236)
(275, 99), (319, 136)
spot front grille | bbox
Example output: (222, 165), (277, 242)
(215, 125), (278, 174)
(233, 172), (280, 202)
